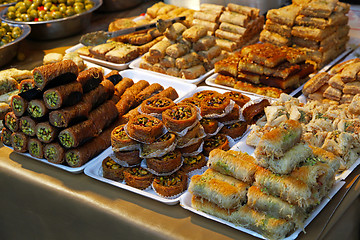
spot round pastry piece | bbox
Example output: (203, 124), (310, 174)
(114, 150), (142, 166)
(181, 140), (203, 155)
(177, 122), (204, 148)
(140, 96), (175, 115)
(124, 167), (154, 190)
(217, 104), (240, 123)
(181, 153), (207, 173)
(141, 132), (176, 158)
(11, 132), (29, 153)
(102, 156), (125, 181)
(4, 112), (19, 132)
(200, 118), (219, 135)
(193, 90), (220, 100)
(200, 95), (231, 117)
(146, 150), (182, 174)
(1, 127), (12, 146)
(111, 124), (139, 151)
(180, 97), (202, 108)
(152, 171), (188, 197)
(126, 114), (164, 143)
(222, 91), (250, 107)
(220, 121), (248, 139)
(162, 104), (198, 132)
(203, 134), (230, 156)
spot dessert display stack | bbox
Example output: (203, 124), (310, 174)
(192, 3), (224, 36)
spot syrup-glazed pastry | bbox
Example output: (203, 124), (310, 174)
(162, 104), (198, 133)
(152, 171), (187, 197)
(124, 167), (154, 190)
(126, 114), (164, 143)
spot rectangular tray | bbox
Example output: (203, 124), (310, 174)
(180, 181), (345, 240)
(129, 57), (214, 85)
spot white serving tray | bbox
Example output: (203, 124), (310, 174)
(129, 57), (214, 85)
(84, 154), (184, 205)
(6, 145), (112, 174)
(180, 181), (344, 240)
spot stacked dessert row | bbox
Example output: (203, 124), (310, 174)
(139, 23), (228, 79)
(190, 119), (339, 239)
(214, 43), (315, 98)
(101, 90), (265, 198)
(260, 0), (350, 68)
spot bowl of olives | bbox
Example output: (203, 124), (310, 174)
(0, 0), (102, 40)
(0, 19), (30, 67)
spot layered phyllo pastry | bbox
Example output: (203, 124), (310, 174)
(111, 124), (139, 151)
(140, 96), (175, 115)
(222, 91), (250, 107)
(203, 133), (230, 156)
(141, 132), (176, 158)
(220, 121), (248, 139)
(127, 114), (164, 143)
(181, 153), (207, 173)
(102, 157), (125, 182)
(146, 150), (182, 174)
(124, 167), (154, 190)
(162, 104), (198, 132)
(217, 103), (240, 123)
(180, 97), (202, 108)
(114, 150), (142, 166)
(200, 95), (231, 117)
(152, 171), (188, 197)
(200, 118), (219, 135)
(193, 90), (220, 100)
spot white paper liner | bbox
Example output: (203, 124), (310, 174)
(185, 165), (208, 180)
(169, 111), (202, 137)
(141, 158), (184, 176)
(202, 99), (235, 119)
(124, 122), (168, 144)
(226, 135), (237, 149)
(112, 143), (141, 152)
(151, 182), (186, 199)
(109, 152), (142, 168)
(205, 121), (224, 137)
(139, 140), (177, 159)
(177, 125), (207, 148)
(181, 141), (204, 157)
(138, 105), (163, 120)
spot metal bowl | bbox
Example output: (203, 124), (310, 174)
(0, 21), (30, 67)
(0, 0), (102, 40)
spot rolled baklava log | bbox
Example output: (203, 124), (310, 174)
(27, 99), (49, 119)
(116, 94), (136, 117)
(153, 171), (188, 197)
(32, 60), (79, 90)
(76, 67), (103, 93)
(11, 132), (29, 153)
(18, 79), (35, 93)
(44, 142), (65, 164)
(189, 168), (249, 209)
(35, 122), (59, 143)
(123, 80), (150, 97)
(124, 167), (154, 190)
(4, 111), (20, 132)
(114, 77), (134, 96)
(1, 127), (12, 146)
(27, 138), (44, 159)
(102, 156), (125, 181)
(152, 87), (179, 100)
(64, 119), (120, 167)
(58, 120), (97, 148)
(43, 81), (83, 109)
(11, 95), (28, 117)
(88, 100), (118, 134)
(104, 70), (122, 85)
(19, 116), (38, 137)
(134, 83), (164, 106)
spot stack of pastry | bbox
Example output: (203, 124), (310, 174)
(140, 23), (226, 79)
(189, 119), (339, 239)
(215, 3), (264, 52)
(214, 43), (315, 97)
(192, 3), (224, 36)
(260, 0), (350, 68)
(303, 58), (360, 104)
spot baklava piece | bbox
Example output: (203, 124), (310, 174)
(141, 132), (176, 158)
(102, 157), (125, 182)
(220, 121), (248, 139)
(111, 124), (139, 151)
(162, 104), (198, 132)
(200, 118), (219, 135)
(152, 171), (187, 197)
(146, 150), (182, 174)
(140, 96), (175, 115)
(203, 134), (230, 156)
(222, 91), (250, 107)
(124, 167), (154, 190)
(181, 153), (207, 173)
(126, 114), (164, 143)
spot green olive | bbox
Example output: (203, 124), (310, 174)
(66, 0), (74, 5)
(18, 6), (27, 13)
(43, 13), (53, 20)
(8, 6), (16, 12)
(7, 11), (16, 19)
(24, 0), (32, 8)
(15, 17), (23, 21)
(15, 11), (22, 18)
(44, 2), (52, 10)
(85, 3), (92, 11)
(1, 23), (10, 32)
(65, 8), (74, 16)
(15, 2), (25, 9)
(0, 28), (6, 38)
(38, 10), (46, 18)
(52, 11), (62, 19)
(50, 5), (58, 11)
(29, 9), (38, 18)
(59, 5), (66, 13)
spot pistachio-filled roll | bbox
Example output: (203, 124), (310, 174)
(49, 101), (92, 128)
(43, 81), (83, 110)
(11, 132), (29, 153)
(189, 169), (249, 209)
(58, 120), (97, 148)
(88, 100), (119, 134)
(1, 127), (12, 146)
(35, 122), (59, 143)
(32, 60), (79, 90)
(153, 87), (179, 100)
(65, 121), (115, 167)
(114, 77), (134, 97)
(18, 79), (35, 93)
(19, 116), (38, 137)
(4, 111), (20, 132)
(11, 95), (28, 117)
(44, 142), (65, 164)
(76, 67), (103, 93)
(28, 138), (44, 159)
(27, 99), (49, 119)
